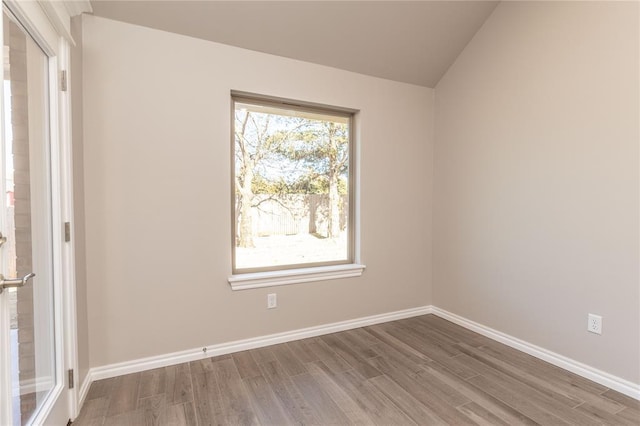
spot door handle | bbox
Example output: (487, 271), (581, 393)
(0, 272), (35, 294)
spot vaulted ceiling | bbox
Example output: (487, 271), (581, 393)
(90, 1), (499, 87)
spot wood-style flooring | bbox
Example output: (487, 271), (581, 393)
(73, 314), (640, 425)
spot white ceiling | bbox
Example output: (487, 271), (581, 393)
(89, 1), (499, 87)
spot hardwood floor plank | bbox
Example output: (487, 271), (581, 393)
(616, 406), (640, 424)
(190, 359), (224, 425)
(290, 372), (352, 425)
(369, 374), (448, 425)
(259, 359), (320, 425)
(370, 337), (470, 408)
(417, 315), (492, 347)
(348, 327), (383, 348)
(576, 402), (637, 426)
(321, 334), (382, 379)
(468, 374), (572, 425)
(457, 401), (512, 426)
(106, 373), (140, 417)
(208, 353), (232, 362)
(364, 325), (433, 365)
(165, 363), (194, 405)
(72, 396), (108, 426)
(304, 337), (352, 373)
(138, 368), (167, 399)
(602, 388), (640, 411)
(395, 319), (462, 357)
(367, 356), (476, 425)
(480, 340), (609, 395)
(103, 409), (146, 426)
(249, 345), (276, 365)
(458, 353), (600, 426)
(401, 317), (463, 348)
(231, 351), (262, 379)
(73, 416), (106, 426)
(270, 343), (308, 376)
(85, 377), (116, 401)
(477, 341), (624, 414)
(414, 367), (472, 407)
(210, 358), (259, 425)
(306, 361), (373, 425)
(371, 340), (425, 375)
(137, 394), (166, 426)
(328, 368), (418, 426)
(421, 361), (539, 425)
(243, 374), (294, 425)
(456, 342), (583, 408)
(286, 338), (320, 364)
(382, 322), (478, 378)
(164, 402), (197, 426)
(339, 330), (379, 359)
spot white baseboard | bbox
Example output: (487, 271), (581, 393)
(89, 305), (433, 383)
(431, 307), (640, 400)
(77, 370), (93, 413)
(77, 303), (639, 417)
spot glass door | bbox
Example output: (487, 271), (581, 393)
(0, 6), (56, 425)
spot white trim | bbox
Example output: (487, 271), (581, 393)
(63, 1), (92, 19)
(31, 45), (65, 426)
(77, 371), (92, 413)
(89, 305), (431, 381)
(228, 263), (366, 290)
(4, 0), (58, 56)
(431, 307), (640, 400)
(0, 302), (11, 426)
(39, 1), (92, 47)
(57, 37), (80, 419)
(38, 1), (73, 43)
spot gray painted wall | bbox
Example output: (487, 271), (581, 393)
(81, 15), (433, 367)
(434, 1), (639, 383)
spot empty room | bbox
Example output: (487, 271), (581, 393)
(0, 0), (637, 425)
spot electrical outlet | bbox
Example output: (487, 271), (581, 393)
(587, 314), (602, 334)
(267, 293), (277, 309)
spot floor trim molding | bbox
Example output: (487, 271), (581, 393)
(77, 371), (92, 414)
(77, 303), (639, 416)
(87, 305), (433, 383)
(431, 307), (640, 400)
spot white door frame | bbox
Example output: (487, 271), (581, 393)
(0, 1), (88, 423)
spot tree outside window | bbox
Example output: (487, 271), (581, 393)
(232, 95), (354, 273)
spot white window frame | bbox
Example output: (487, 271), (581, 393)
(228, 92), (364, 290)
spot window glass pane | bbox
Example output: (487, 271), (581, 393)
(3, 8), (56, 424)
(233, 97), (352, 272)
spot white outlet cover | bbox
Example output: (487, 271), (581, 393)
(587, 314), (602, 334)
(267, 293), (277, 309)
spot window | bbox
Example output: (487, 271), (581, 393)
(231, 93), (361, 285)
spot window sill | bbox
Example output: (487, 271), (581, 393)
(228, 263), (366, 291)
